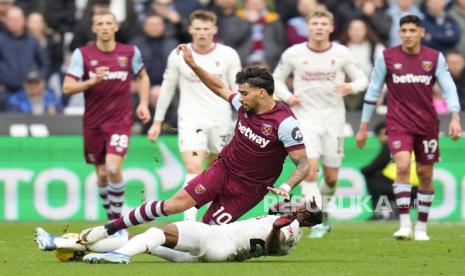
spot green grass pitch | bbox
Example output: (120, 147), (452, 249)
(1, 221), (464, 276)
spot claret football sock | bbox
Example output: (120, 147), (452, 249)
(97, 185), (111, 219)
(108, 181), (125, 219)
(105, 200), (167, 235)
(415, 191), (435, 232)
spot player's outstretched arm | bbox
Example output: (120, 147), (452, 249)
(265, 214), (296, 255)
(176, 44), (233, 101)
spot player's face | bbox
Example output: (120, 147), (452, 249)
(92, 14), (118, 43)
(307, 16), (333, 43)
(399, 23), (424, 50)
(189, 19), (217, 48)
(238, 83), (264, 112)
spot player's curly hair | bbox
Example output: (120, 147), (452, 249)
(235, 67), (274, 95)
(295, 199), (323, 228)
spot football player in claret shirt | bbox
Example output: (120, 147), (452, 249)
(356, 15), (462, 241)
(77, 44), (310, 246)
(63, 11), (151, 220)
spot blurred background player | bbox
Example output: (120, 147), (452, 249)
(356, 15), (461, 241)
(62, 11), (151, 220)
(36, 200), (322, 264)
(273, 8), (368, 238)
(77, 45), (309, 245)
(147, 10), (241, 221)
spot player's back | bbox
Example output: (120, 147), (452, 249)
(220, 99), (304, 189)
(168, 43), (241, 127)
(276, 42), (355, 124)
(383, 45), (439, 135)
(223, 215), (301, 262)
(78, 43), (136, 129)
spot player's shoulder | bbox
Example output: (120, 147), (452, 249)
(420, 45), (440, 59)
(274, 101), (298, 121)
(383, 45), (403, 56)
(115, 43), (137, 54)
(215, 43), (238, 54)
(283, 42), (307, 56)
(331, 42), (354, 55)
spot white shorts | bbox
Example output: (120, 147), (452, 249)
(174, 221), (235, 262)
(178, 125), (233, 154)
(301, 123), (344, 167)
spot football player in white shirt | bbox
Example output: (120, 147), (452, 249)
(273, 8), (368, 238)
(35, 200), (322, 263)
(147, 10), (242, 221)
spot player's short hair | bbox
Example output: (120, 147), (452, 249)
(235, 67), (274, 95)
(92, 10), (117, 24)
(399, 15), (423, 28)
(306, 7), (333, 25)
(189, 10), (217, 25)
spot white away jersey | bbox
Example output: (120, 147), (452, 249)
(274, 42), (368, 125)
(222, 215), (301, 262)
(155, 43), (242, 127)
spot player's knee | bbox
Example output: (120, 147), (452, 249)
(105, 163), (120, 178)
(324, 175), (338, 187)
(417, 167), (433, 185)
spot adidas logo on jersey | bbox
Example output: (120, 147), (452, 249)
(89, 71), (128, 81)
(238, 121), (270, 148)
(392, 74), (432, 85)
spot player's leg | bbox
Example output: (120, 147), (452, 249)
(84, 128), (111, 219)
(80, 161), (226, 244)
(95, 164), (111, 220)
(179, 126), (209, 221)
(389, 132), (415, 239)
(299, 125), (323, 208)
(412, 133), (439, 241)
(105, 130), (131, 220)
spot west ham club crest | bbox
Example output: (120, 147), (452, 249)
(422, 60), (433, 72)
(117, 56), (128, 67)
(261, 123), (273, 136)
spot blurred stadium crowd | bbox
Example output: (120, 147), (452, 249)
(0, 0), (465, 134)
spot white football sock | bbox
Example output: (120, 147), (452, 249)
(116, 227), (166, 257)
(88, 235), (129, 253)
(300, 181), (322, 208)
(183, 173), (198, 221)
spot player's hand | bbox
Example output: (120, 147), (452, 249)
(136, 104), (151, 124)
(89, 66), (109, 86)
(287, 95), (301, 107)
(356, 126), (368, 149)
(148, 121), (162, 142)
(267, 186), (290, 199)
(335, 83), (352, 96)
(449, 117), (462, 141)
(176, 44), (195, 67)
(273, 213), (297, 230)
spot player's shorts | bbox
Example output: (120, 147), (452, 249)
(178, 125), (232, 154)
(83, 127), (131, 164)
(173, 220), (235, 262)
(387, 129), (439, 164)
(184, 159), (268, 225)
(300, 123), (344, 167)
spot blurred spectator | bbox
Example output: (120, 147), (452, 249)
(42, 0), (76, 34)
(7, 71), (59, 115)
(450, 0), (465, 57)
(0, 6), (49, 93)
(236, 0), (286, 69)
(387, 0), (423, 47)
(421, 0), (461, 53)
(151, 0), (190, 42)
(70, 0), (141, 51)
(361, 122), (397, 220)
(339, 18), (385, 110)
(0, 0), (14, 32)
(446, 50), (465, 109)
(14, 0), (39, 15)
(286, 0), (322, 46)
(274, 0), (299, 22)
(210, 0), (251, 64)
(173, 0), (204, 18)
(131, 14), (178, 86)
(334, 0), (391, 43)
(27, 12), (64, 77)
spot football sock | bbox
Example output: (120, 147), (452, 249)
(88, 235), (129, 253)
(108, 180), (125, 219)
(301, 181), (322, 208)
(393, 183), (412, 228)
(415, 191), (435, 232)
(97, 185), (111, 219)
(105, 200), (167, 235)
(116, 228), (166, 256)
(151, 246), (200, 263)
(183, 173), (198, 221)
(54, 236), (86, 251)
(319, 181), (336, 224)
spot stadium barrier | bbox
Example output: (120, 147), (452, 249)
(1, 136), (465, 221)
